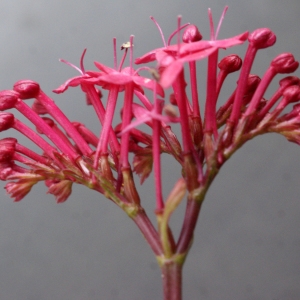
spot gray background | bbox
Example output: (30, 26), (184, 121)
(0, 0), (300, 299)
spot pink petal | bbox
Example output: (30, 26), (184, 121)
(179, 31), (248, 55)
(94, 61), (115, 74)
(135, 48), (164, 64)
(132, 76), (164, 97)
(99, 73), (133, 85)
(53, 76), (86, 93)
(159, 60), (184, 88)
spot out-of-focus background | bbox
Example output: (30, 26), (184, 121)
(0, 0), (299, 299)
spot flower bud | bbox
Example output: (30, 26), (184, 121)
(32, 99), (48, 115)
(41, 117), (55, 127)
(0, 90), (19, 110)
(182, 25), (202, 43)
(282, 85), (300, 104)
(238, 74), (261, 96)
(13, 80), (40, 99)
(0, 138), (16, 162)
(218, 54), (242, 73)
(279, 76), (300, 89)
(248, 28), (276, 49)
(271, 53), (299, 73)
(0, 112), (15, 131)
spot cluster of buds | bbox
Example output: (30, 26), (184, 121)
(0, 7), (299, 238)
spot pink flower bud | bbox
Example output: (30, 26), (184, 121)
(279, 76), (300, 89)
(0, 90), (19, 110)
(0, 112), (15, 131)
(240, 74), (261, 96)
(271, 53), (299, 73)
(13, 80), (40, 99)
(248, 28), (276, 49)
(32, 99), (48, 115)
(0, 138), (16, 162)
(218, 54), (242, 73)
(182, 25), (202, 43)
(282, 85), (300, 104)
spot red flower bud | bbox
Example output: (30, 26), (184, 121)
(13, 80), (40, 99)
(248, 28), (276, 49)
(279, 76), (300, 89)
(282, 85), (300, 104)
(271, 53), (299, 73)
(32, 99), (48, 115)
(218, 54), (242, 73)
(0, 90), (19, 110)
(0, 138), (16, 162)
(239, 74), (261, 95)
(0, 112), (15, 131)
(182, 25), (202, 43)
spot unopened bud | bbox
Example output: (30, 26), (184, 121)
(32, 99), (48, 115)
(279, 76), (300, 89)
(248, 28), (276, 49)
(271, 53), (299, 73)
(282, 85), (300, 104)
(0, 138), (16, 162)
(218, 54), (242, 73)
(182, 25), (202, 43)
(0, 90), (19, 110)
(13, 80), (40, 99)
(0, 113), (15, 131)
(239, 74), (261, 95)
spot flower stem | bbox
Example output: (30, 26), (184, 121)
(176, 197), (202, 254)
(132, 207), (162, 255)
(161, 260), (182, 300)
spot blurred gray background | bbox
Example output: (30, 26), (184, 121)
(0, 0), (300, 299)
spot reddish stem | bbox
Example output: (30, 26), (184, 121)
(94, 85), (119, 168)
(188, 61), (201, 118)
(133, 208), (162, 256)
(161, 261), (182, 300)
(172, 70), (194, 153)
(176, 198), (202, 254)
(37, 90), (93, 156)
(204, 49), (219, 139)
(120, 83), (134, 168)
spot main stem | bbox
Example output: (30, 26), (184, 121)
(161, 260), (182, 300)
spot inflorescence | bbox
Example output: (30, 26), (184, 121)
(0, 7), (299, 214)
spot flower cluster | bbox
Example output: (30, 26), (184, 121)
(0, 7), (299, 236)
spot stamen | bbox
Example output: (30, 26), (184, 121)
(150, 16), (167, 47)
